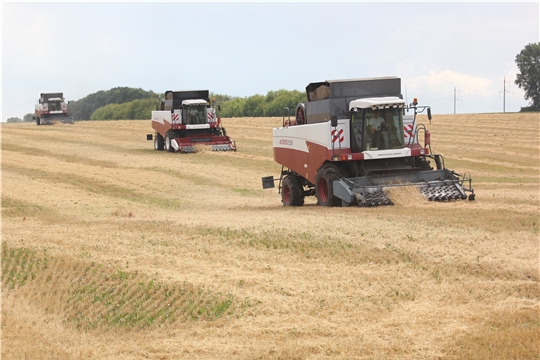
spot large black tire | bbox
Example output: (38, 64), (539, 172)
(165, 135), (174, 152)
(36, 117), (41, 126)
(315, 163), (343, 207)
(154, 133), (164, 151)
(281, 175), (304, 206)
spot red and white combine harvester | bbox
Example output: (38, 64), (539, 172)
(262, 77), (475, 207)
(147, 90), (236, 153)
(34, 92), (74, 125)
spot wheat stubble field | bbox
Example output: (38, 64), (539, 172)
(1, 113), (539, 359)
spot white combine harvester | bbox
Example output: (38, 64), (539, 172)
(34, 92), (74, 125)
(263, 77), (475, 207)
(148, 90), (236, 153)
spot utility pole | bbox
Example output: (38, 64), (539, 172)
(503, 77), (506, 113)
(500, 77), (514, 113)
(453, 87), (461, 114)
(454, 87), (456, 114)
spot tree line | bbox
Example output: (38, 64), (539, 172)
(82, 88), (307, 120)
(15, 87), (308, 122)
(86, 88), (308, 120)
(219, 89), (307, 117)
(62, 87), (307, 121)
(69, 87), (160, 120)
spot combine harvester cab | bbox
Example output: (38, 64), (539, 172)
(262, 77), (475, 207)
(148, 90), (236, 153)
(34, 92), (74, 125)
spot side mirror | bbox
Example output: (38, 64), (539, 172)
(217, 105), (221, 111)
(427, 107), (432, 121)
(330, 114), (338, 127)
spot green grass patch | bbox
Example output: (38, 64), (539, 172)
(1, 242), (241, 331)
(1, 195), (46, 218)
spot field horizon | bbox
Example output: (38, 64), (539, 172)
(2, 113), (539, 359)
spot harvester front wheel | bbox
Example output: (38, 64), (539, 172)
(154, 133), (164, 151)
(282, 175), (304, 206)
(315, 164), (342, 207)
(165, 136), (174, 152)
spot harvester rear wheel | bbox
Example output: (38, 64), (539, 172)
(315, 163), (343, 207)
(282, 175), (304, 206)
(154, 133), (164, 151)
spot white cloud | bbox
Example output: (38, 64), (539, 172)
(405, 70), (493, 97)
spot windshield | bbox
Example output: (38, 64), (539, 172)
(183, 105), (207, 125)
(48, 101), (62, 111)
(351, 108), (405, 152)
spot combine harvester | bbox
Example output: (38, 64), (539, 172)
(147, 90), (236, 153)
(262, 77), (475, 207)
(34, 92), (74, 125)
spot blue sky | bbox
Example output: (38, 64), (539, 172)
(2, 2), (538, 121)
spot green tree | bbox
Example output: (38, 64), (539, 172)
(515, 42), (540, 110)
(90, 98), (157, 120)
(263, 89), (307, 117)
(23, 113), (35, 122)
(209, 93), (233, 105)
(220, 97), (246, 117)
(69, 87), (159, 120)
(243, 94), (265, 117)
(218, 90), (308, 117)
(6, 117), (22, 123)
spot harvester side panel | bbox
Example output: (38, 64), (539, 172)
(273, 120), (350, 182)
(151, 111), (172, 136)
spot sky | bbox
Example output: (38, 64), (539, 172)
(2, 2), (539, 121)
